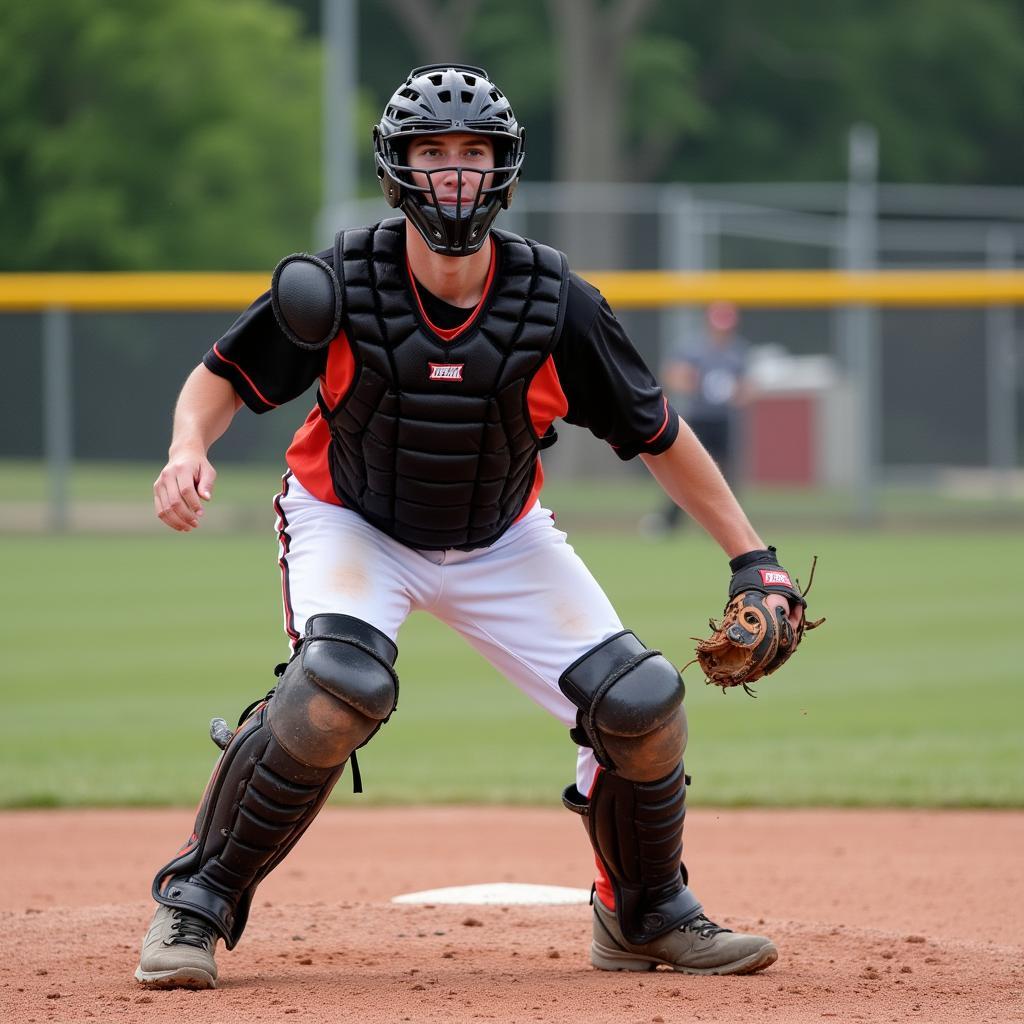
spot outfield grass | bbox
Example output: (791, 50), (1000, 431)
(2, 457), (1023, 531)
(2, 526), (1021, 808)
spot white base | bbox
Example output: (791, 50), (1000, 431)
(392, 882), (591, 906)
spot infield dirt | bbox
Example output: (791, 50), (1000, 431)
(2, 807), (1021, 1023)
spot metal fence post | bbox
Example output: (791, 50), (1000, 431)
(658, 185), (705, 368)
(841, 123), (880, 525)
(986, 229), (1018, 502)
(317, 0), (358, 246)
(43, 306), (72, 532)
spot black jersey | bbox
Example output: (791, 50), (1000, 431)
(204, 235), (678, 506)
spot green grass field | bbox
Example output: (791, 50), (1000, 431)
(2, 457), (1023, 530)
(2, 520), (1021, 809)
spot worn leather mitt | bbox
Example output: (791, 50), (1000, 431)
(692, 546), (824, 695)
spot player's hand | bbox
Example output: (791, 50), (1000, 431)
(765, 593), (803, 635)
(153, 446), (216, 532)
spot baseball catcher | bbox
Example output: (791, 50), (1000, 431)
(137, 63), (818, 990)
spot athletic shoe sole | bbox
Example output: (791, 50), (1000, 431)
(134, 965), (217, 989)
(591, 939), (778, 975)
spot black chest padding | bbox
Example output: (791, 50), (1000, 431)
(324, 219), (569, 550)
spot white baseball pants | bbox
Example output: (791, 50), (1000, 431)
(273, 471), (627, 795)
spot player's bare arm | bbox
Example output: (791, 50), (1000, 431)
(641, 417), (802, 631)
(641, 415), (762, 555)
(153, 364), (242, 532)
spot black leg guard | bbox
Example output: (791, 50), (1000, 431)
(151, 702), (341, 948)
(558, 628), (700, 945)
(563, 763), (702, 945)
(150, 614), (398, 949)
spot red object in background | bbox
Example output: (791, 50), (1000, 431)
(746, 395), (815, 484)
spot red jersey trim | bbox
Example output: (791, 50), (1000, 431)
(285, 332), (356, 505)
(610, 395), (671, 451)
(645, 395), (671, 444)
(511, 354), (568, 520)
(212, 342), (280, 409)
(405, 237), (497, 342)
(273, 471), (301, 643)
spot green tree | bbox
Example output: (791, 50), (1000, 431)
(0, 0), (322, 270)
(351, 0), (1024, 187)
(650, 0), (1024, 184)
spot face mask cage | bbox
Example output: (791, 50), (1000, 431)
(374, 133), (524, 256)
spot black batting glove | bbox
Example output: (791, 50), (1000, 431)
(727, 545), (806, 608)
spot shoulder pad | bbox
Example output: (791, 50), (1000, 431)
(270, 253), (342, 350)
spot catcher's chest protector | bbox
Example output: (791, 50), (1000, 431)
(324, 219), (568, 550)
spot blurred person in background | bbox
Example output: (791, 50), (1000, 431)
(135, 64), (805, 990)
(642, 301), (752, 535)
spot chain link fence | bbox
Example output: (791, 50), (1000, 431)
(2, 177), (1022, 530)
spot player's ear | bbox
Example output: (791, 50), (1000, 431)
(271, 253), (342, 350)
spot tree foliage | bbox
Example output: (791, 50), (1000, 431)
(356, 0), (1024, 186)
(647, 0), (1024, 184)
(6, 0), (1023, 270)
(0, 0), (321, 270)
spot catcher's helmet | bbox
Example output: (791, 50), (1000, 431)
(373, 63), (525, 256)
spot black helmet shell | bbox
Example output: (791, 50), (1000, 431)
(379, 64), (521, 141)
(374, 64), (525, 256)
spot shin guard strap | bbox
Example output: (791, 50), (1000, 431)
(159, 879), (236, 936)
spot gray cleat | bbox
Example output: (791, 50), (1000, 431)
(591, 898), (778, 975)
(134, 903), (219, 989)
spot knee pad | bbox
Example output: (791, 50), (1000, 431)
(268, 614), (399, 768)
(558, 630), (684, 773)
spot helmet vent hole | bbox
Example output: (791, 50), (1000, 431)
(428, 74), (443, 86)
(461, 90), (474, 103)
(462, 74), (476, 86)
(400, 88), (417, 100)
(437, 88), (451, 103)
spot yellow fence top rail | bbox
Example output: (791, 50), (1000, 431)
(1, 269), (1024, 311)
(0, 273), (269, 312)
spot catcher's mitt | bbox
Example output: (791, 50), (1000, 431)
(690, 546), (824, 695)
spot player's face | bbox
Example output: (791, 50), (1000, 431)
(406, 133), (495, 208)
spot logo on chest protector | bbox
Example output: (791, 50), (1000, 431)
(428, 362), (464, 382)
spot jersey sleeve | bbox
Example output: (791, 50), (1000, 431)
(202, 259), (331, 413)
(553, 273), (679, 460)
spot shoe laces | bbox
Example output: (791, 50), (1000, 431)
(168, 910), (216, 950)
(682, 914), (732, 939)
